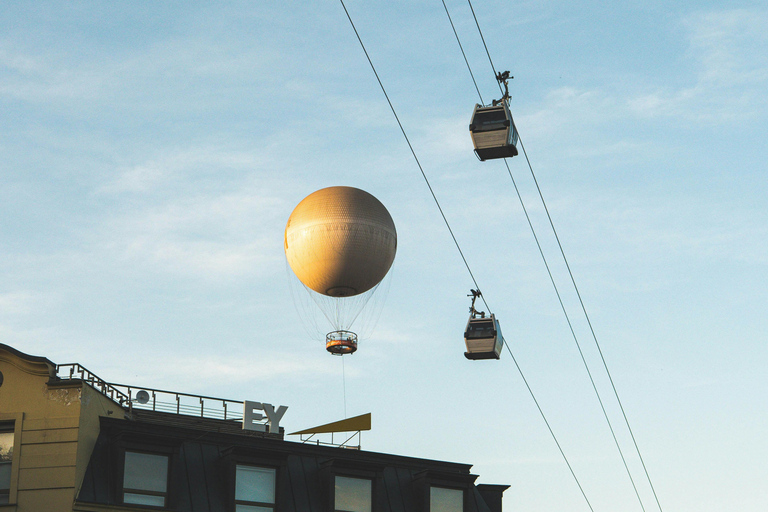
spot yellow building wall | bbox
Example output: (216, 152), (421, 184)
(0, 346), (124, 512)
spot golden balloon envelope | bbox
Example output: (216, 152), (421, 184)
(285, 186), (397, 297)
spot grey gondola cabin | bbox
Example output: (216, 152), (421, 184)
(469, 102), (519, 160)
(464, 313), (503, 360)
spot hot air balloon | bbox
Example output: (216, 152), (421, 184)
(285, 186), (397, 355)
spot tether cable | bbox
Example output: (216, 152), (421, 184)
(464, 1), (664, 511)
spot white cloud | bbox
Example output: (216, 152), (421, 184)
(0, 47), (40, 74)
(99, 350), (340, 393)
(169, 353), (338, 383)
(100, 190), (287, 279)
(0, 43), (105, 101)
(0, 291), (36, 316)
(522, 8), (768, 140)
(627, 9), (768, 122)
(99, 146), (266, 194)
(685, 9), (768, 86)
(84, 143), (305, 280)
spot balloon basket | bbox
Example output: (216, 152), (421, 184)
(326, 331), (358, 355)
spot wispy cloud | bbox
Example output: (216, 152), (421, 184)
(685, 9), (768, 87)
(523, 8), (768, 142)
(101, 350), (340, 391)
(0, 291), (36, 316)
(85, 142), (303, 280)
(100, 192), (287, 279)
(628, 8), (768, 122)
(99, 146), (265, 194)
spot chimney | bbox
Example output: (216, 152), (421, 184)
(476, 484), (510, 512)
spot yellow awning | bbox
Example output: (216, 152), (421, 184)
(288, 413), (371, 435)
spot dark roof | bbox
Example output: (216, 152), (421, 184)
(77, 415), (501, 512)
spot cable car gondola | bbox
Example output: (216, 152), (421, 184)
(469, 71), (519, 161)
(464, 290), (503, 360)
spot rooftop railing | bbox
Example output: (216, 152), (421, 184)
(55, 363), (245, 421)
(56, 363), (131, 406)
(110, 382), (244, 421)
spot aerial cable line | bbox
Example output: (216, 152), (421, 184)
(336, 2), (636, 509)
(339, 0), (591, 499)
(518, 136), (665, 512)
(502, 338), (595, 512)
(439, 1), (598, 509)
(441, 0), (484, 105)
(466, 0), (502, 97)
(504, 149), (648, 512)
(337, 0), (490, 315)
(463, 2), (664, 511)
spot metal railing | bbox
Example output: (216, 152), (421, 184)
(56, 363), (131, 406)
(55, 363), (246, 422)
(295, 431), (362, 450)
(109, 383), (244, 421)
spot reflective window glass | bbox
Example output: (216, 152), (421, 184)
(335, 476), (372, 512)
(0, 429), (13, 505)
(123, 451), (169, 506)
(467, 320), (494, 339)
(236, 465), (275, 511)
(430, 486), (463, 512)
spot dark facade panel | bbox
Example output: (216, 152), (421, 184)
(76, 415), (503, 512)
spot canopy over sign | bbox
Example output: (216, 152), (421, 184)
(289, 413), (372, 435)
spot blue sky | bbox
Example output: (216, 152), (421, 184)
(2, 1), (767, 511)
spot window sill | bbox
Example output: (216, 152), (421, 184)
(73, 501), (174, 512)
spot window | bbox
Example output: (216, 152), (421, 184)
(0, 427), (12, 505)
(123, 451), (169, 507)
(430, 486), (463, 512)
(235, 465), (276, 511)
(334, 476), (372, 512)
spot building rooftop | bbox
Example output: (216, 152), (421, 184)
(0, 343), (508, 512)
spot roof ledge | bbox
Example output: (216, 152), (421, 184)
(0, 343), (57, 379)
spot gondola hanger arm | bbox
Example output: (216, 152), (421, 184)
(493, 71), (512, 105)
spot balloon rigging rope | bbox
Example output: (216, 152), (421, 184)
(461, 1), (664, 511)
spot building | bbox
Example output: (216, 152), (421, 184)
(0, 343), (508, 511)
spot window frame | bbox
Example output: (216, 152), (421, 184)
(234, 463), (277, 511)
(333, 474), (374, 512)
(120, 449), (172, 508)
(225, 447), (287, 512)
(0, 414), (22, 506)
(413, 469), (473, 512)
(318, 459), (382, 512)
(429, 485), (466, 512)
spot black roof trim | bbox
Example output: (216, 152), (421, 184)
(0, 343), (57, 367)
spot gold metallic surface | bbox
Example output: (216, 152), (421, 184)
(285, 187), (397, 297)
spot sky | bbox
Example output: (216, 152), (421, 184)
(1, 1), (767, 511)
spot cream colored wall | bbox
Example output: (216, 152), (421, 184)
(0, 347), (124, 512)
(74, 384), (124, 496)
(0, 350), (80, 512)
